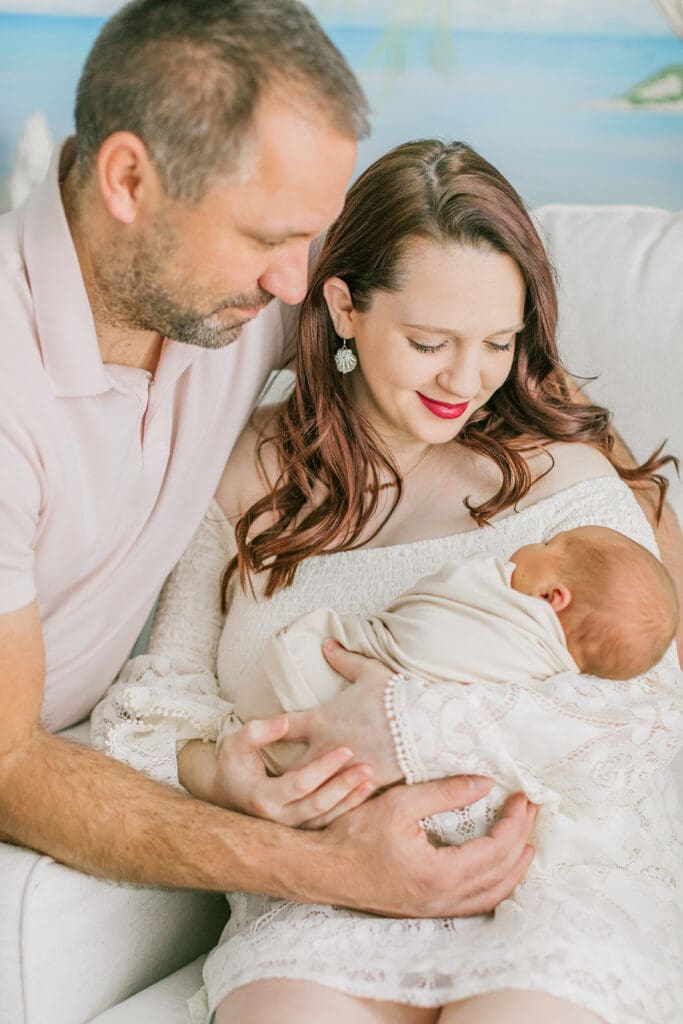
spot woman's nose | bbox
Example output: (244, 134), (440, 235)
(436, 350), (481, 400)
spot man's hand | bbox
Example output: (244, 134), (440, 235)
(0, 605), (531, 908)
(209, 717), (374, 827)
(315, 777), (536, 917)
(284, 640), (401, 787)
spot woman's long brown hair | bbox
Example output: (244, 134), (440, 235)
(225, 139), (676, 599)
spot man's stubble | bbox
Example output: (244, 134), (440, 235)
(93, 208), (273, 349)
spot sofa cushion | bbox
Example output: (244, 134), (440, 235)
(535, 204), (683, 520)
(0, 839), (227, 1024)
(89, 956), (206, 1024)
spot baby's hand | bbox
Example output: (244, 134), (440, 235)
(212, 717), (375, 828)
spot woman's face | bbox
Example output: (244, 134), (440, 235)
(326, 238), (526, 449)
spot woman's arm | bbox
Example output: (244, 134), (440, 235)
(285, 476), (683, 810)
(91, 507), (236, 787)
(92, 497), (373, 824)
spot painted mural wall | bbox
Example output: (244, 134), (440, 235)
(0, 0), (682, 210)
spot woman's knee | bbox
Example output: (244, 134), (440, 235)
(216, 979), (440, 1024)
(438, 989), (606, 1024)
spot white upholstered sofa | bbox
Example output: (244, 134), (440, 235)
(1, 202), (681, 1023)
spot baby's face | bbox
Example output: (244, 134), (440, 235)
(509, 531), (568, 596)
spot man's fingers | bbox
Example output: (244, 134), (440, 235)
(394, 775), (493, 821)
(447, 842), (535, 918)
(486, 794), (537, 869)
(408, 796), (535, 918)
(447, 794), (536, 892)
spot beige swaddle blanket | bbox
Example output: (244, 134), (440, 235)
(232, 554), (579, 775)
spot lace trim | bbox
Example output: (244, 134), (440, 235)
(385, 672), (427, 785)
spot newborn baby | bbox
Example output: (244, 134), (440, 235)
(228, 525), (679, 775)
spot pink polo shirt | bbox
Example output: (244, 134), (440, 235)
(0, 146), (289, 731)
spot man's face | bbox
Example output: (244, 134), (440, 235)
(97, 94), (358, 348)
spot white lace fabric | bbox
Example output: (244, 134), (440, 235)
(90, 509), (239, 787)
(92, 477), (683, 1023)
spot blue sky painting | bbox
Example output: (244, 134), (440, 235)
(0, 0), (681, 208)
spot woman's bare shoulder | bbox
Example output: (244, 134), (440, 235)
(517, 442), (617, 509)
(214, 404), (283, 523)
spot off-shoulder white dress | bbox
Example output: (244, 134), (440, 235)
(92, 476), (683, 1024)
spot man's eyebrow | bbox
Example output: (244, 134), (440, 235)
(402, 322), (526, 337)
(248, 230), (313, 243)
(244, 205), (344, 246)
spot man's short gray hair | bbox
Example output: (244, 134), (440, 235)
(74, 0), (370, 200)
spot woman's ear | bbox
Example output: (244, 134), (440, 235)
(322, 277), (356, 338)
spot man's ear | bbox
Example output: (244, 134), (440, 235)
(541, 583), (573, 614)
(322, 277), (356, 338)
(95, 131), (158, 226)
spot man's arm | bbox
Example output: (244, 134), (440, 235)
(0, 602), (534, 916)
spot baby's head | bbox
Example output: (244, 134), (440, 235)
(510, 526), (679, 680)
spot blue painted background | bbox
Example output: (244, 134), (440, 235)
(1, 10), (681, 208)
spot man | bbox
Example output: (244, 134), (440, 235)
(0, 0), (535, 919)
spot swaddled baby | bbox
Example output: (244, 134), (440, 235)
(226, 525), (678, 775)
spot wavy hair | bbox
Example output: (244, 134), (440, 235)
(226, 139), (676, 598)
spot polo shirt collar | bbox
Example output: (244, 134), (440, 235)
(20, 140), (111, 398)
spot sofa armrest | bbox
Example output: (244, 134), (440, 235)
(0, 838), (227, 1024)
(0, 717), (229, 1024)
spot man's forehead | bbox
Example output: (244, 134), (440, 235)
(228, 185), (345, 242)
(215, 158), (351, 241)
(238, 92), (356, 201)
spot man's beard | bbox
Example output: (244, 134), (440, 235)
(94, 213), (273, 349)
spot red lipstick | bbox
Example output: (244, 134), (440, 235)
(417, 392), (469, 420)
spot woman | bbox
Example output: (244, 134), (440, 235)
(93, 140), (683, 1024)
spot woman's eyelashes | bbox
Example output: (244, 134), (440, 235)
(408, 338), (447, 354)
(407, 337), (514, 354)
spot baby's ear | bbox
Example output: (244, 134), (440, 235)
(542, 583), (572, 614)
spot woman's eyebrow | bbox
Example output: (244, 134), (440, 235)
(402, 322), (526, 336)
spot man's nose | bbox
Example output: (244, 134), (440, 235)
(259, 244), (310, 306)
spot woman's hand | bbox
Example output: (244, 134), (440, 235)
(284, 640), (403, 788)
(179, 718), (375, 828)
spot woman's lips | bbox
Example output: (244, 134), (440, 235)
(417, 392), (470, 420)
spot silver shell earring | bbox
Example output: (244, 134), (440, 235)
(334, 338), (357, 374)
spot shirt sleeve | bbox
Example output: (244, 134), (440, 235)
(90, 504), (240, 788)
(0, 414), (44, 613)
